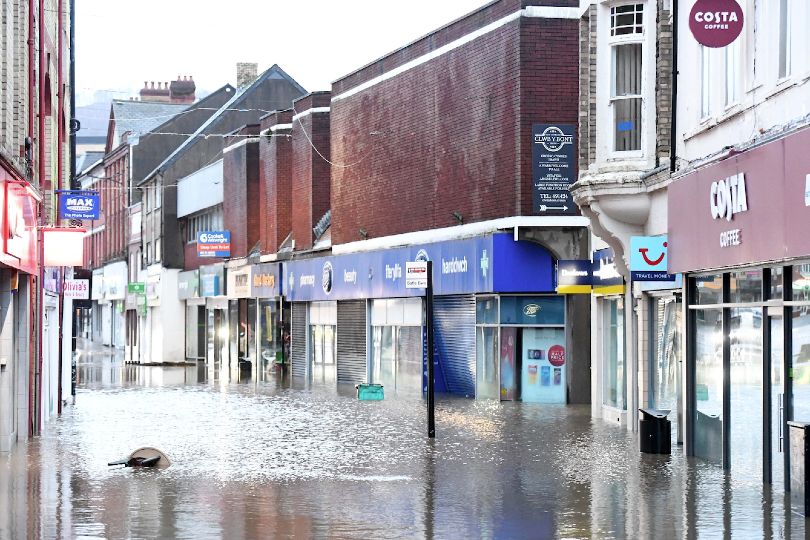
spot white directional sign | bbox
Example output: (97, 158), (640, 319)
(405, 262), (428, 289)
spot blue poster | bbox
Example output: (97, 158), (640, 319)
(58, 191), (99, 220)
(532, 124), (577, 215)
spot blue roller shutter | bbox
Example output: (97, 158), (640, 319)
(433, 295), (476, 397)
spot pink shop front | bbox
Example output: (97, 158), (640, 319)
(668, 125), (810, 496)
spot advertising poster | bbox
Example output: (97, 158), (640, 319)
(521, 328), (566, 403)
(500, 327), (517, 401)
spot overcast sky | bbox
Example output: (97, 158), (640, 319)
(75, 0), (493, 106)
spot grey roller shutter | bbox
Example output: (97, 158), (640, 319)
(291, 303), (307, 378)
(337, 300), (367, 384)
(433, 295), (476, 397)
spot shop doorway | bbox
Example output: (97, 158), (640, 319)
(207, 308), (228, 374)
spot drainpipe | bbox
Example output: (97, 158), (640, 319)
(36, 0), (46, 433)
(56, 0), (64, 415)
(670, 0), (679, 173)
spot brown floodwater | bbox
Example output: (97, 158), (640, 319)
(0, 343), (807, 539)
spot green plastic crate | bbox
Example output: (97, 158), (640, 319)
(356, 383), (384, 401)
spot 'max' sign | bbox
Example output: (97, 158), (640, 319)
(710, 173), (748, 221)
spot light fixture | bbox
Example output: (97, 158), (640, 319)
(359, 228), (368, 239)
(452, 211), (463, 224)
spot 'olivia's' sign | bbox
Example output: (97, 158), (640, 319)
(689, 0), (744, 48)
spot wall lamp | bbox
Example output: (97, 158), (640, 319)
(452, 211), (463, 224)
(359, 228), (369, 239)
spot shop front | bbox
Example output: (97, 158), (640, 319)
(103, 260), (127, 348)
(251, 262), (283, 381)
(669, 126), (810, 491)
(283, 233), (583, 402)
(200, 263), (228, 373)
(178, 270), (203, 361)
(226, 263), (253, 381)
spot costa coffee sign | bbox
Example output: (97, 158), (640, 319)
(668, 127), (810, 273)
(689, 0), (744, 48)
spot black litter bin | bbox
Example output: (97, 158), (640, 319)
(639, 408), (671, 454)
(788, 421), (810, 516)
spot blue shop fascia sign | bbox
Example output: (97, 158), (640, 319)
(282, 233), (555, 302)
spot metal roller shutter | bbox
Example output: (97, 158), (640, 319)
(291, 303), (307, 378)
(337, 300), (367, 384)
(433, 295), (476, 397)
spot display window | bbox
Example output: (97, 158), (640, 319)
(370, 298), (423, 395)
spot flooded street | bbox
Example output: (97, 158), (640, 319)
(0, 342), (806, 539)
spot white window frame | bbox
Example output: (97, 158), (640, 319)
(778, 0), (791, 81)
(608, 2), (645, 156)
(700, 45), (712, 120)
(725, 38), (741, 107)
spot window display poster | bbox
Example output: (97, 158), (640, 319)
(521, 327), (566, 403)
(500, 327), (517, 401)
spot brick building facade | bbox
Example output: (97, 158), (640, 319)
(330, 0), (580, 244)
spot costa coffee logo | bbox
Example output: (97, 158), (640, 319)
(710, 173), (747, 221)
(689, 0), (744, 48)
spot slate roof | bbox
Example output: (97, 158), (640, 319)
(140, 64), (306, 185)
(109, 100), (189, 148)
(76, 151), (105, 175)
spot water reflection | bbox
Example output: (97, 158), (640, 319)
(0, 345), (808, 538)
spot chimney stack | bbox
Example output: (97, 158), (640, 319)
(236, 62), (258, 89)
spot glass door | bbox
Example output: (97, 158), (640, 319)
(770, 314), (785, 488)
(729, 308), (763, 481)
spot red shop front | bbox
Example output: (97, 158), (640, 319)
(668, 125), (810, 495)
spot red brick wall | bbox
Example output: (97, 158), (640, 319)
(223, 125), (260, 258)
(290, 92), (331, 250)
(259, 110), (293, 253)
(183, 243), (224, 271)
(330, 11), (579, 244)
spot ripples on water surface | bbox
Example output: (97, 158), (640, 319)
(0, 351), (807, 539)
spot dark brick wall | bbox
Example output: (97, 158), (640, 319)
(223, 124), (260, 259)
(519, 16), (580, 215)
(183, 243), (225, 271)
(333, 0), (578, 96)
(290, 92), (331, 251)
(259, 110), (293, 253)
(330, 12), (579, 244)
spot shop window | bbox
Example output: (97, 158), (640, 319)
(603, 297), (626, 409)
(499, 296), (565, 325)
(610, 3), (643, 152)
(769, 267), (784, 300)
(794, 265), (810, 303)
(650, 297), (681, 431)
(476, 297), (498, 324)
(694, 275), (722, 305)
(258, 299), (280, 368)
(371, 298), (423, 395)
(309, 301), (337, 383)
(476, 327), (499, 399)
(729, 269), (762, 303)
